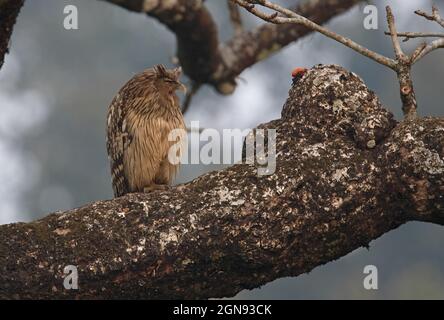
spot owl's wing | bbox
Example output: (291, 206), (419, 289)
(106, 94), (132, 197)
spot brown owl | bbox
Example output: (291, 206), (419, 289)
(106, 65), (187, 197)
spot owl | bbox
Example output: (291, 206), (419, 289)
(106, 65), (187, 197)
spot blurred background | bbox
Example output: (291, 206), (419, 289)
(1, 0), (443, 299)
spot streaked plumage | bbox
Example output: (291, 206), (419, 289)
(106, 65), (186, 197)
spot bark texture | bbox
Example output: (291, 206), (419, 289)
(1, 65), (443, 299)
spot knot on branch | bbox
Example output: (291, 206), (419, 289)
(381, 118), (444, 219)
(282, 65), (396, 149)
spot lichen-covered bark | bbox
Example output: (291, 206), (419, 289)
(0, 0), (25, 68)
(0, 65), (443, 299)
(102, 0), (363, 94)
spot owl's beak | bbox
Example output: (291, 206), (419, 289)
(177, 82), (187, 94)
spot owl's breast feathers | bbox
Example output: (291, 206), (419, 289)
(123, 103), (185, 193)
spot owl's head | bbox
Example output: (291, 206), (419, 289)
(153, 64), (187, 95)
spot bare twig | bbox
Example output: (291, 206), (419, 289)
(384, 31), (444, 42)
(411, 38), (444, 64)
(410, 42), (427, 64)
(386, 6), (407, 62)
(406, 6), (444, 64)
(181, 82), (202, 114)
(227, 1), (244, 36)
(415, 6), (444, 28)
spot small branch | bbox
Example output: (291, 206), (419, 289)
(384, 31), (444, 42)
(186, 126), (205, 134)
(409, 6), (444, 64)
(411, 6), (444, 64)
(410, 42), (427, 64)
(415, 6), (444, 28)
(181, 82), (202, 114)
(227, 1), (244, 37)
(411, 38), (444, 64)
(386, 6), (407, 62)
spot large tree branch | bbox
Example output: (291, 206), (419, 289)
(0, 0), (25, 68)
(1, 65), (443, 299)
(101, 0), (363, 94)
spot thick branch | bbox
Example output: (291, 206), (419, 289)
(0, 0), (25, 69)
(1, 65), (443, 299)
(181, 82), (201, 114)
(103, 0), (222, 91)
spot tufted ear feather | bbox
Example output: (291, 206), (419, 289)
(153, 64), (168, 77)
